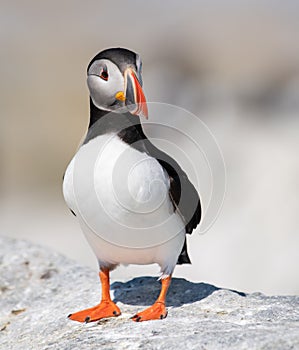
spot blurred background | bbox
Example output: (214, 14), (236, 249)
(1, 0), (298, 295)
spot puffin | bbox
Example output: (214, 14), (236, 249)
(63, 48), (201, 322)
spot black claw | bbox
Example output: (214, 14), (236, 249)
(85, 316), (91, 323)
(136, 316), (142, 322)
(160, 314), (164, 319)
(130, 314), (138, 319)
(67, 314), (72, 318)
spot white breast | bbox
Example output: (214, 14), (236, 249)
(63, 133), (185, 275)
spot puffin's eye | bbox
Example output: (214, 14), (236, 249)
(100, 69), (109, 81)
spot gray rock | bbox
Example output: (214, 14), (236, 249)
(0, 236), (298, 350)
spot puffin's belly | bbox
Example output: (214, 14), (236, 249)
(81, 220), (185, 275)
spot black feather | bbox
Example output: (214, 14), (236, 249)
(177, 239), (191, 264)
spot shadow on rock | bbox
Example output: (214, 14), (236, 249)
(111, 277), (246, 307)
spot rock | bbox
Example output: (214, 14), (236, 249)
(0, 236), (298, 350)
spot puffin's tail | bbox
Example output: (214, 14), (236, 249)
(177, 238), (191, 264)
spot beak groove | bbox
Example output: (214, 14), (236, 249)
(125, 68), (148, 119)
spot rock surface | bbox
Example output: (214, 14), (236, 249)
(0, 236), (298, 350)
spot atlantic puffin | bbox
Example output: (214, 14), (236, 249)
(63, 48), (201, 322)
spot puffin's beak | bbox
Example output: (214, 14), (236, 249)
(124, 68), (148, 119)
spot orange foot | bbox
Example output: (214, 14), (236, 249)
(131, 302), (168, 322)
(68, 300), (121, 323)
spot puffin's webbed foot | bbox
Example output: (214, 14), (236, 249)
(131, 301), (168, 322)
(68, 300), (121, 323)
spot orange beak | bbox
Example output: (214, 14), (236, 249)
(124, 68), (148, 119)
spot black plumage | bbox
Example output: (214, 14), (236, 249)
(87, 47), (138, 72)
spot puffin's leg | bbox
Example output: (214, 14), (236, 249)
(68, 268), (121, 323)
(131, 275), (171, 322)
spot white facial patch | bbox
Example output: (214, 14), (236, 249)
(87, 59), (124, 110)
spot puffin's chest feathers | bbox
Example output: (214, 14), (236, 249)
(63, 133), (173, 223)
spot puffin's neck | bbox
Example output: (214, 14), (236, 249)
(85, 98), (146, 144)
(88, 98), (110, 128)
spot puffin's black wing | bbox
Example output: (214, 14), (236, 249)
(141, 140), (202, 234)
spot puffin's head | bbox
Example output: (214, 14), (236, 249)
(87, 48), (148, 119)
